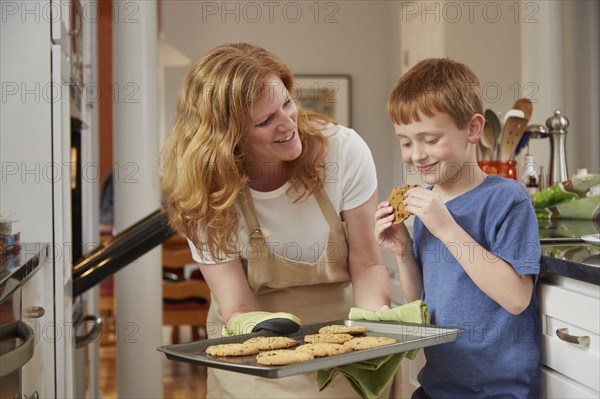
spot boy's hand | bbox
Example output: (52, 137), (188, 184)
(404, 187), (456, 240)
(374, 201), (412, 255)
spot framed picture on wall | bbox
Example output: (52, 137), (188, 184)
(293, 75), (352, 127)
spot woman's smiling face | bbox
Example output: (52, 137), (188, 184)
(242, 75), (301, 170)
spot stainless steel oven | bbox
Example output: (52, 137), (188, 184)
(0, 244), (53, 399)
(0, 284), (29, 398)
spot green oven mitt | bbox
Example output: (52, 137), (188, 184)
(317, 300), (430, 399)
(222, 311), (301, 337)
(374, 300), (430, 360)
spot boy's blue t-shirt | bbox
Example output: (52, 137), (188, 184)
(412, 174), (541, 398)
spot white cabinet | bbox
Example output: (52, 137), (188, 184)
(0, 0), (84, 397)
(20, 248), (55, 398)
(397, 350), (425, 397)
(51, 41), (76, 399)
(0, 0), (53, 244)
(538, 277), (600, 397)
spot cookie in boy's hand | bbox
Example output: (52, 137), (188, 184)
(388, 185), (416, 224)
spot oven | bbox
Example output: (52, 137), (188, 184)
(0, 285), (28, 398)
(0, 244), (54, 398)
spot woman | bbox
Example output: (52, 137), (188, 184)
(160, 43), (391, 398)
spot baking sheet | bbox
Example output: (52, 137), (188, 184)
(157, 320), (461, 378)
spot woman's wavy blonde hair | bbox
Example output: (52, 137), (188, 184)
(160, 43), (332, 261)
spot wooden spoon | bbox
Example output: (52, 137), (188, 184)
(477, 142), (492, 161)
(480, 121), (496, 149)
(484, 109), (502, 138)
(482, 146), (493, 161)
(484, 109), (502, 159)
(498, 116), (529, 160)
(513, 98), (533, 121)
(476, 142), (483, 161)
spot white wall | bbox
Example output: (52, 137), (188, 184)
(162, 0), (397, 197)
(562, 0), (599, 174)
(0, 4), (53, 243)
(520, 0), (599, 180)
(444, 2), (522, 115)
(162, 0), (598, 197)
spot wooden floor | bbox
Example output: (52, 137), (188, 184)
(99, 326), (207, 398)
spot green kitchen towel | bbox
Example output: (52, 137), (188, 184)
(377, 301), (431, 359)
(317, 353), (405, 399)
(317, 300), (430, 399)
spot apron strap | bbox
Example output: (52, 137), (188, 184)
(238, 185), (264, 241)
(313, 188), (343, 227)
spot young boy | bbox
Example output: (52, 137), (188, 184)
(375, 58), (541, 398)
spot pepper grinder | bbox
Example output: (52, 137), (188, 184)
(523, 123), (548, 188)
(546, 110), (569, 186)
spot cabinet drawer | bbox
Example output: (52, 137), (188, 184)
(538, 283), (599, 333)
(541, 366), (598, 398)
(20, 255), (54, 398)
(538, 283), (599, 392)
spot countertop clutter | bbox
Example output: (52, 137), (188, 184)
(541, 245), (599, 286)
(539, 220), (600, 286)
(0, 216), (21, 273)
(533, 171), (600, 286)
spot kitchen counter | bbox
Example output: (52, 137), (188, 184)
(538, 219), (600, 286)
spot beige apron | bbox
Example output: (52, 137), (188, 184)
(205, 186), (385, 398)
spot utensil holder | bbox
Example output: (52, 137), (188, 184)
(478, 160), (518, 180)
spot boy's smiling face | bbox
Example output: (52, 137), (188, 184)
(394, 112), (483, 188)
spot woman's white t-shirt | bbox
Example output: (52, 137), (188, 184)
(189, 124), (377, 264)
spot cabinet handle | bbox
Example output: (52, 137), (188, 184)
(75, 315), (103, 348)
(0, 321), (35, 378)
(25, 306), (45, 319)
(556, 328), (590, 347)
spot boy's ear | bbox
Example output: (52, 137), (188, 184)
(467, 114), (485, 144)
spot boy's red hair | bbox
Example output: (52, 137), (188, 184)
(387, 58), (483, 129)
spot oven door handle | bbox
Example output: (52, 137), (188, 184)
(0, 320), (35, 377)
(75, 315), (103, 348)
